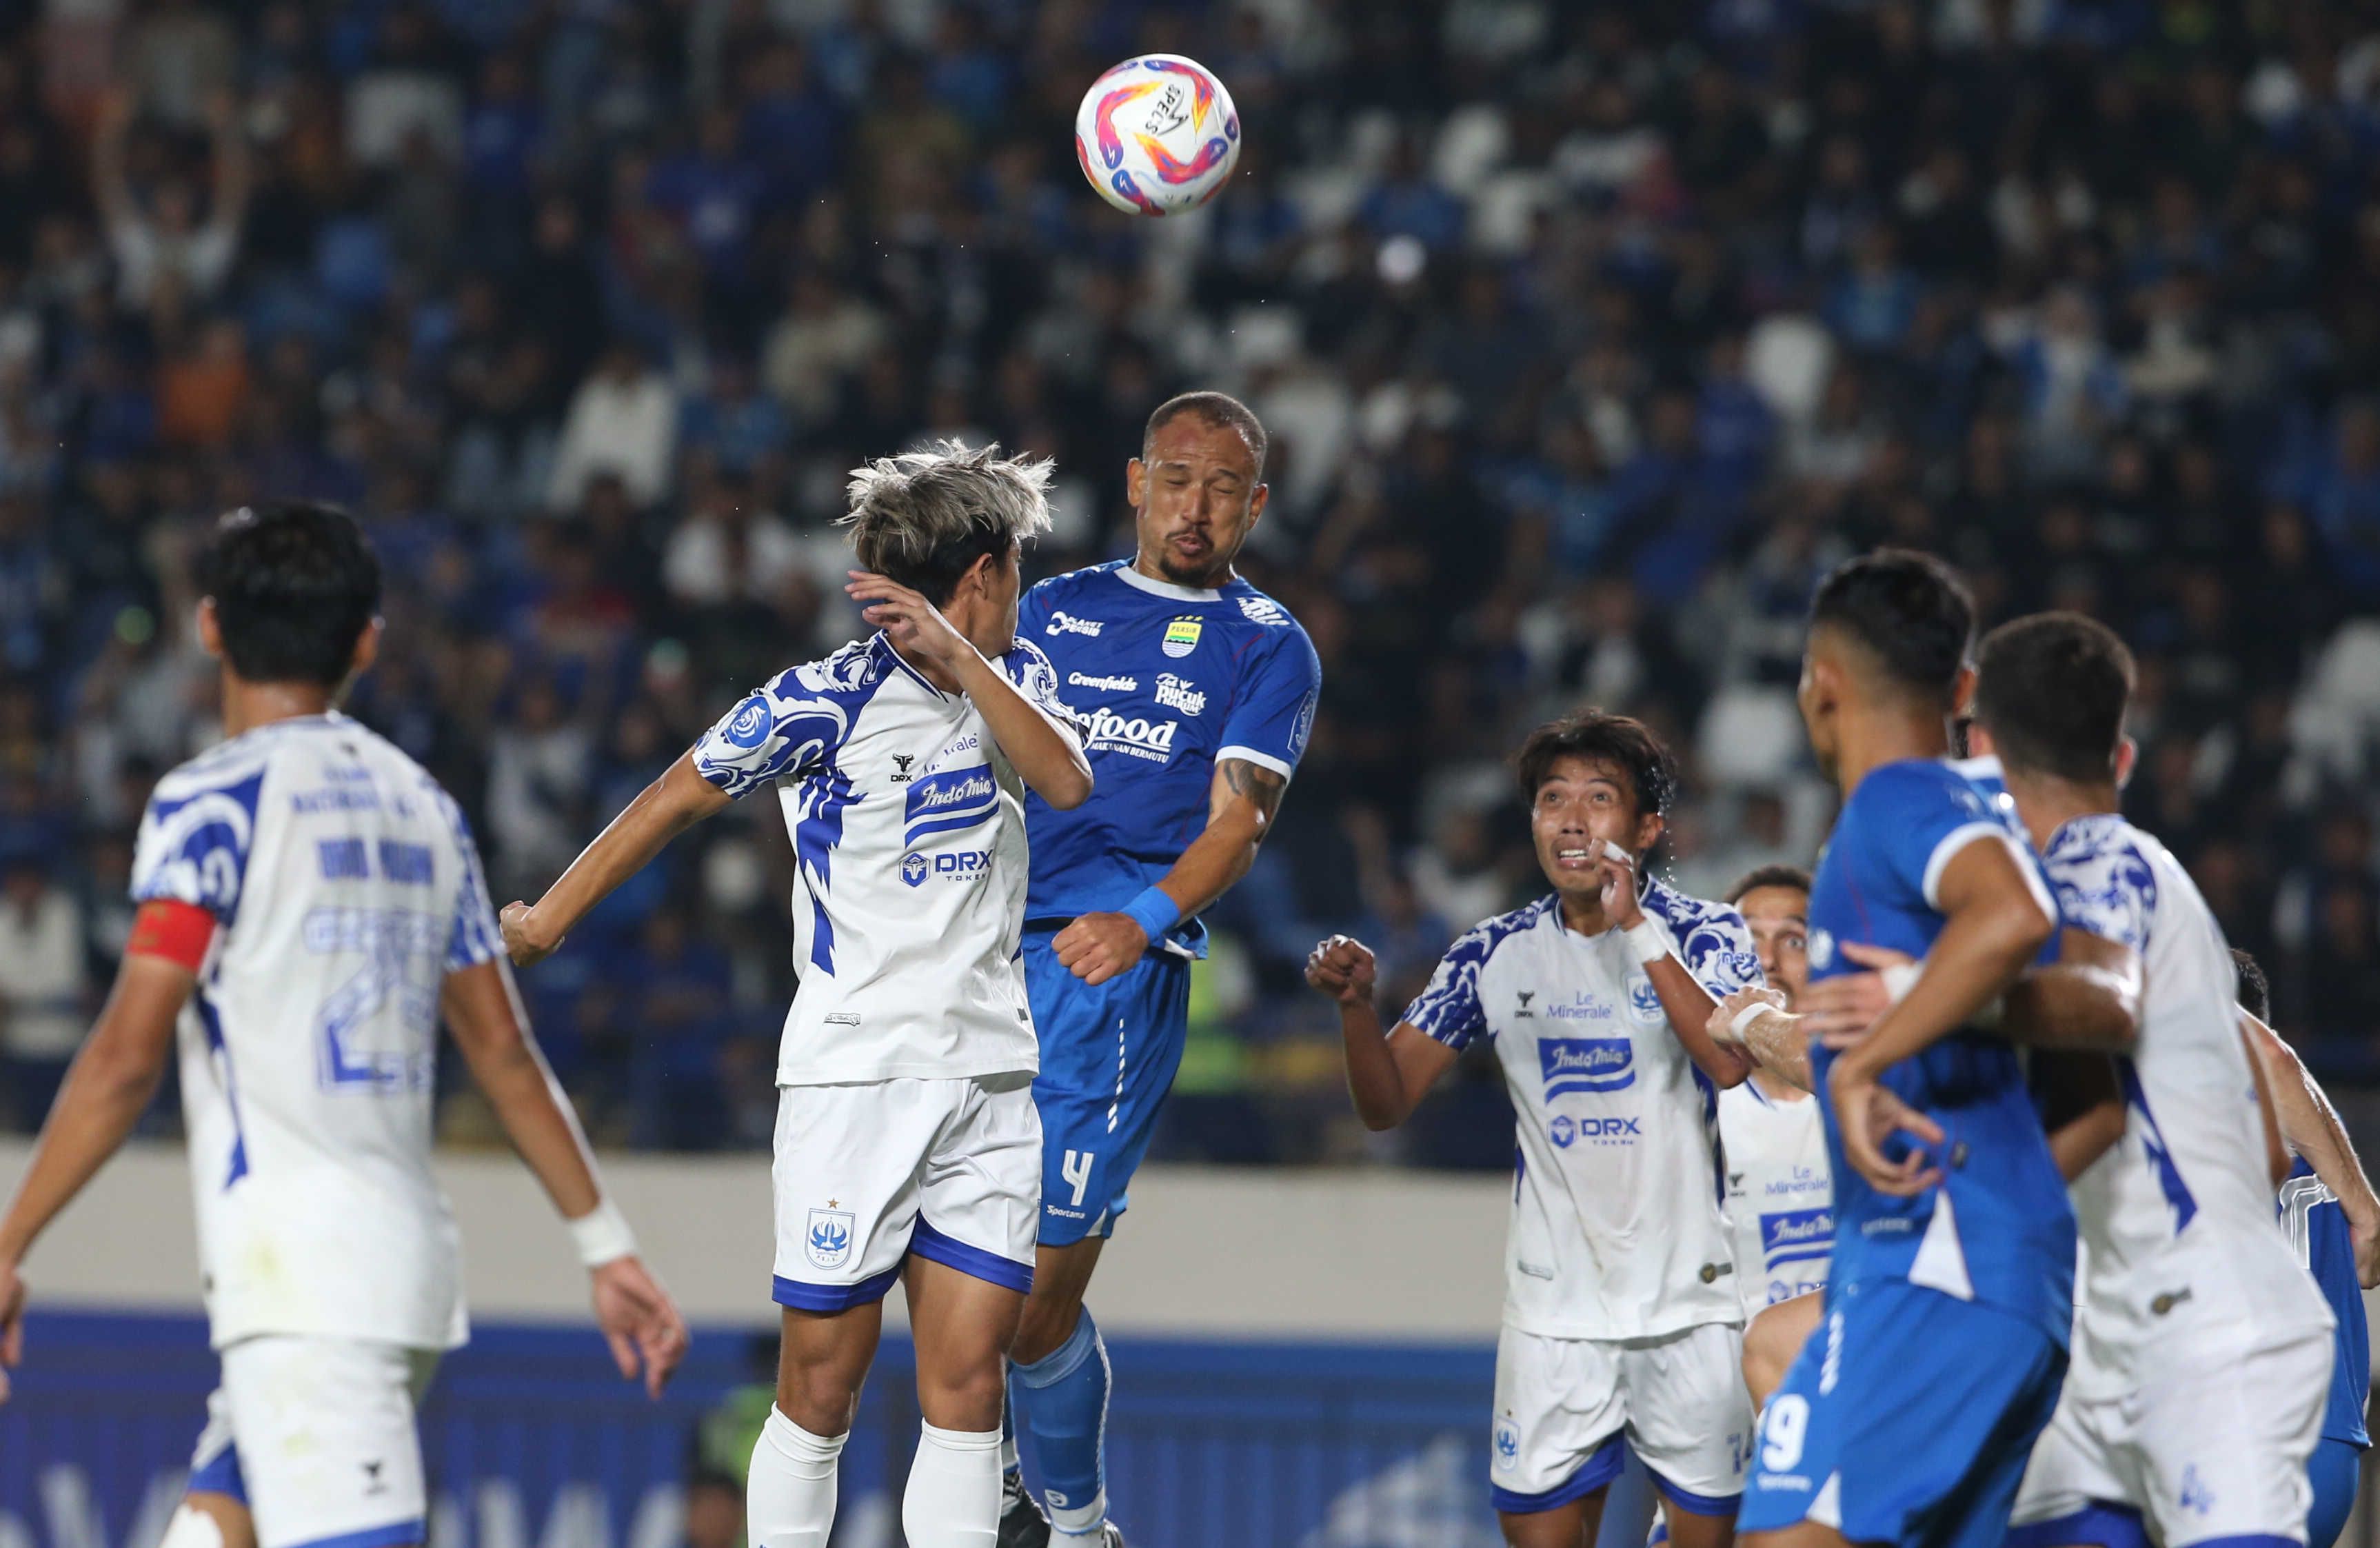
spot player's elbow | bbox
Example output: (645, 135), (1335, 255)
(1040, 763), (1093, 810)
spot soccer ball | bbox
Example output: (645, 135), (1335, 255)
(1073, 54), (1242, 216)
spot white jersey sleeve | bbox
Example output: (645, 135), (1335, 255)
(1644, 887), (1765, 1001)
(692, 659), (865, 798)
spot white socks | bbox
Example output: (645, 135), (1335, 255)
(747, 1406), (846, 1547)
(902, 1422), (1004, 1547)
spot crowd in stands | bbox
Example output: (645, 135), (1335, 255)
(3, 0), (2380, 1166)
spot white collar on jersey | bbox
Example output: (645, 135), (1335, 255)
(1113, 563), (1224, 603)
(871, 632), (948, 699)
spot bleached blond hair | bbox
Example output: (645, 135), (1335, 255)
(838, 440), (1054, 601)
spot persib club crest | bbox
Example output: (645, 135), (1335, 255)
(1161, 616), (1203, 659)
(805, 1208), (854, 1269)
(901, 852), (928, 887)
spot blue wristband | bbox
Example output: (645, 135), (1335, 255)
(1120, 887), (1180, 943)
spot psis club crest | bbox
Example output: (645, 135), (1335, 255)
(805, 1208), (854, 1269)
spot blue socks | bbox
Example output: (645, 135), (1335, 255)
(1009, 1307), (1111, 1536)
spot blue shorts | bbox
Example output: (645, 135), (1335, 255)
(1022, 927), (1192, 1248)
(2308, 1436), (2365, 1548)
(1739, 1279), (2067, 1548)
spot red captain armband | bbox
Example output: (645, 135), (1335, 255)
(126, 899), (218, 971)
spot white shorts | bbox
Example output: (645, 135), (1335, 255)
(2010, 1327), (2330, 1548)
(770, 1074), (1041, 1311)
(185, 1335), (441, 1548)
(1490, 1322), (1753, 1516)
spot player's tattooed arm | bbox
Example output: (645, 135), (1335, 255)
(2247, 1011), (2380, 1285)
(503, 754), (732, 965)
(0, 951), (194, 1401)
(1305, 935), (1458, 1129)
(1053, 756), (1287, 987)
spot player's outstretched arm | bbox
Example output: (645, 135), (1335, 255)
(441, 958), (689, 1396)
(2248, 1011), (2380, 1285)
(1804, 930), (2140, 1054)
(1305, 936), (1456, 1129)
(502, 754), (730, 965)
(1827, 836), (2055, 1194)
(1056, 756), (1287, 986)
(1709, 987), (1811, 1092)
(848, 570), (1091, 809)
(0, 949), (193, 1401)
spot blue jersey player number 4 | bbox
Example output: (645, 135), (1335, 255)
(1000, 394), (1321, 1548)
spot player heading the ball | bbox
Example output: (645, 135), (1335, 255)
(0, 502), (687, 1548)
(501, 441), (1091, 1548)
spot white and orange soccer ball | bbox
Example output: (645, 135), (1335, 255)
(1073, 54), (1241, 216)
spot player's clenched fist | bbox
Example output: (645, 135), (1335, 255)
(1304, 935), (1377, 1005)
(500, 900), (558, 967)
(1053, 912), (1149, 986)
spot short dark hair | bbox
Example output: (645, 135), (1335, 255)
(1514, 710), (1677, 821)
(1142, 391), (1269, 479)
(2232, 947), (2270, 1023)
(1808, 547), (1975, 707)
(1973, 612), (2135, 784)
(195, 503), (381, 687)
(1727, 864), (1813, 905)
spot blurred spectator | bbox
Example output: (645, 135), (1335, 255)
(0, 0), (2371, 1158)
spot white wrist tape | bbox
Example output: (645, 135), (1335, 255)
(1623, 917), (1671, 966)
(1728, 999), (1776, 1045)
(568, 1198), (638, 1268)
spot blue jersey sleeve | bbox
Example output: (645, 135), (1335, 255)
(1861, 762), (2031, 912)
(691, 662), (858, 798)
(130, 765), (267, 924)
(1216, 623), (1321, 781)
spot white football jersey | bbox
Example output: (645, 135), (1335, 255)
(2042, 813), (2332, 1396)
(1719, 1079), (1833, 1316)
(692, 632), (1080, 1085)
(132, 714), (502, 1352)
(1402, 879), (1764, 1340)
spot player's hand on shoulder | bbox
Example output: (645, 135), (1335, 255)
(1708, 985), (1787, 1049)
(2350, 1209), (2380, 1290)
(500, 901), (558, 967)
(1304, 935), (1377, 1005)
(0, 1260), (25, 1403)
(847, 570), (971, 672)
(1053, 912), (1149, 987)
(1798, 941), (1915, 1048)
(589, 1254), (689, 1400)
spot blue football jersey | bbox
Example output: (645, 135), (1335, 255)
(2282, 1156), (2374, 1447)
(1019, 561), (1321, 948)
(1806, 758), (2078, 1345)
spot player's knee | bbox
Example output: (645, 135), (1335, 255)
(916, 1354), (1008, 1431)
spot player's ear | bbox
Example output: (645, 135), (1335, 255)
(346, 616), (383, 683)
(2113, 734), (2138, 790)
(1125, 456), (1147, 509)
(1949, 661), (1977, 720)
(1635, 810), (1664, 856)
(1245, 479), (1269, 527)
(195, 597), (224, 661)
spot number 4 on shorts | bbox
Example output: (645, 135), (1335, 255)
(1062, 1149), (1096, 1207)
